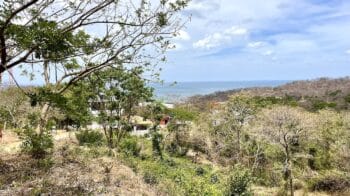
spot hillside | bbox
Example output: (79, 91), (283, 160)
(187, 77), (350, 111)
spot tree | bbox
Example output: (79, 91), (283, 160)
(142, 101), (166, 159)
(219, 95), (255, 162)
(89, 66), (153, 148)
(258, 106), (307, 196)
(225, 165), (253, 196)
(0, 0), (189, 133)
(60, 82), (95, 130)
(165, 106), (197, 156)
(0, 87), (35, 129)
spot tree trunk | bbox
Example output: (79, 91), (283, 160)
(43, 60), (50, 84)
(35, 60), (51, 134)
(36, 103), (50, 134)
(237, 129), (241, 160)
(285, 145), (294, 196)
(108, 127), (113, 148)
(290, 172), (294, 196)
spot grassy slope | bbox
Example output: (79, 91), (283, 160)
(0, 130), (157, 195)
(0, 130), (337, 195)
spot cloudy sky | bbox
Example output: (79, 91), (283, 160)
(161, 0), (350, 82)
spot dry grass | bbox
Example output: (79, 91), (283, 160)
(0, 130), (159, 195)
(253, 186), (330, 196)
(0, 129), (21, 154)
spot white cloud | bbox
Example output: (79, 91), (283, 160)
(262, 50), (274, 56)
(224, 26), (248, 36)
(193, 33), (227, 49)
(175, 30), (191, 41)
(169, 43), (183, 51)
(164, 0), (350, 81)
(247, 41), (264, 48)
(187, 0), (220, 14)
(193, 26), (248, 49)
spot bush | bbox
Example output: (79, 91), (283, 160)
(119, 137), (141, 157)
(195, 167), (206, 176)
(210, 174), (219, 184)
(224, 165), (253, 196)
(188, 132), (208, 154)
(20, 128), (53, 159)
(165, 142), (188, 157)
(143, 171), (158, 185)
(37, 157), (54, 171)
(151, 131), (163, 158)
(309, 172), (350, 193)
(293, 179), (304, 190)
(75, 130), (104, 146)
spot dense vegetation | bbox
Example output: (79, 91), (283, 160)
(0, 0), (349, 195)
(2, 78), (350, 195)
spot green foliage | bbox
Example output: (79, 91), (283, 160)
(308, 171), (350, 193)
(151, 131), (164, 159)
(29, 87), (66, 108)
(143, 102), (167, 123)
(344, 93), (350, 103)
(165, 118), (190, 157)
(143, 171), (158, 185)
(119, 137), (141, 157)
(88, 67), (153, 148)
(169, 107), (198, 121)
(157, 12), (168, 27)
(19, 128), (53, 159)
(308, 145), (332, 170)
(36, 157), (54, 171)
(195, 167), (206, 176)
(62, 82), (94, 128)
(246, 95), (298, 109)
(311, 99), (337, 111)
(187, 133), (208, 154)
(224, 165), (253, 196)
(119, 138), (224, 195)
(75, 130), (105, 146)
(165, 141), (188, 157)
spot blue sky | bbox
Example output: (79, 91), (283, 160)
(161, 0), (350, 82)
(3, 0), (350, 85)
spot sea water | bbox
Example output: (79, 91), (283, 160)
(151, 80), (290, 102)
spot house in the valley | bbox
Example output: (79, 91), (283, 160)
(87, 99), (174, 136)
(130, 116), (153, 136)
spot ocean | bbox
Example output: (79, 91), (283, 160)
(151, 80), (290, 102)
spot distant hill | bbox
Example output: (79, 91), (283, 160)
(187, 77), (350, 111)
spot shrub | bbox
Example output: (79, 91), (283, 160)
(164, 158), (177, 167)
(210, 174), (219, 184)
(75, 130), (104, 146)
(224, 165), (253, 196)
(119, 137), (141, 157)
(195, 167), (206, 176)
(188, 131), (208, 154)
(309, 172), (350, 193)
(151, 131), (163, 159)
(37, 157), (54, 171)
(293, 179), (304, 190)
(20, 128), (53, 159)
(165, 142), (188, 157)
(143, 171), (158, 185)
(311, 100), (337, 111)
